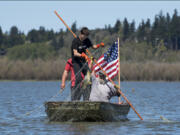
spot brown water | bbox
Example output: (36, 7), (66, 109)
(0, 81), (180, 135)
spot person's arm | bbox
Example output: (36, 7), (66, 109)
(115, 86), (123, 104)
(118, 96), (123, 104)
(110, 83), (123, 104)
(91, 69), (97, 82)
(73, 49), (82, 57)
(92, 42), (104, 49)
(92, 44), (98, 49)
(85, 38), (104, 49)
(88, 57), (94, 70)
(72, 38), (82, 57)
(61, 70), (68, 90)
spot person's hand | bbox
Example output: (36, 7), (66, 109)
(61, 83), (65, 89)
(114, 85), (119, 89)
(100, 42), (104, 47)
(81, 52), (89, 61)
(118, 101), (123, 104)
(97, 42), (105, 48)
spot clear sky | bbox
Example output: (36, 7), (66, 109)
(0, 1), (180, 34)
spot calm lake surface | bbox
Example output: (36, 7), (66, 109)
(0, 81), (180, 135)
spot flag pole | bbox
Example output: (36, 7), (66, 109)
(54, 10), (143, 120)
(118, 38), (120, 90)
(118, 37), (121, 104)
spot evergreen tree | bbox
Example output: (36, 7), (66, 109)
(137, 20), (146, 42)
(157, 11), (167, 40)
(128, 20), (135, 41)
(130, 20), (135, 34)
(107, 24), (112, 34)
(58, 36), (64, 49)
(170, 9), (179, 50)
(105, 24), (108, 30)
(164, 13), (171, 49)
(151, 16), (160, 46)
(51, 37), (58, 50)
(60, 28), (63, 33)
(27, 29), (39, 43)
(71, 21), (77, 33)
(145, 19), (151, 44)
(123, 18), (130, 41)
(39, 26), (46, 41)
(0, 27), (3, 47)
(47, 29), (54, 40)
(9, 26), (24, 47)
(113, 20), (121, 33)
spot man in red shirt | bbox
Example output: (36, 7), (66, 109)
(61, 58), (90, 101)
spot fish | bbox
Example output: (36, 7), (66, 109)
(82, 70), (92, 89)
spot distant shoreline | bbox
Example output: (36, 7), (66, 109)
(1, 58), (180, 81)
(5, 79), (179, 82)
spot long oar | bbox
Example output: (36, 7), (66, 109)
(86, 50), (143, 120)
(54, 10), (143, 120)
(54, 11), (77, 38)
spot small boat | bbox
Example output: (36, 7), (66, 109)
(44, 101), (130, 122)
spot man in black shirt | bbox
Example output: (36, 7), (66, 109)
(71, 27), (104, 101)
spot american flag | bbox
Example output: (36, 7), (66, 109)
(93, 40), (119, 79)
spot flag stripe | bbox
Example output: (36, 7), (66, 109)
(94, 61), (107, 72)
(102, 59), (118, 72)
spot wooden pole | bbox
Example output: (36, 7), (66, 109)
(118, 38), (121, 104)
(118, 38), (120, 89)
(54, 10), (143, 120)
(54, 11), (77, 38)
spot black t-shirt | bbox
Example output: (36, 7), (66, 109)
(71, 37), (92, 63)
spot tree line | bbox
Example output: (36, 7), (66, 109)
(0, 9), (180, 57)
(105, 9), (180, 50)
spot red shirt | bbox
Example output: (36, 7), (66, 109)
(65, 59), (84, 87)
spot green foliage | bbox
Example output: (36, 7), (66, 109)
(123, 18), (130, 41)
(7, 43), (55, 60)
(27, 26), (54, 43)
(0, 27), (3, 47)
(113, 19), (121, 33)
(1, 9), (180, 62)
(71, 21), (77, 33)
(6, 26), (25, 48)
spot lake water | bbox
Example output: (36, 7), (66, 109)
(0, 81), (180, 135)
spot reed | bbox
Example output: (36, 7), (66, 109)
(121, 61), (180, 81)
(1, 58), (180, 81)
(0, 57), (66, 80)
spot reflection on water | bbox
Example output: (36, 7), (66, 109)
(0, 81), (180, 134)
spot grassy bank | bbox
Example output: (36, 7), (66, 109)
(0, 58), (180, 81)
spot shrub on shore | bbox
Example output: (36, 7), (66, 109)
(7, 43), (55, 60)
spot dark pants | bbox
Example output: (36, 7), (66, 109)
(73, 62), (88, 84)
(71, 61), (89, 101)
(71, 84), (91, 101)
(71, 86), (81, 101)
(82, 84), (91, 101)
